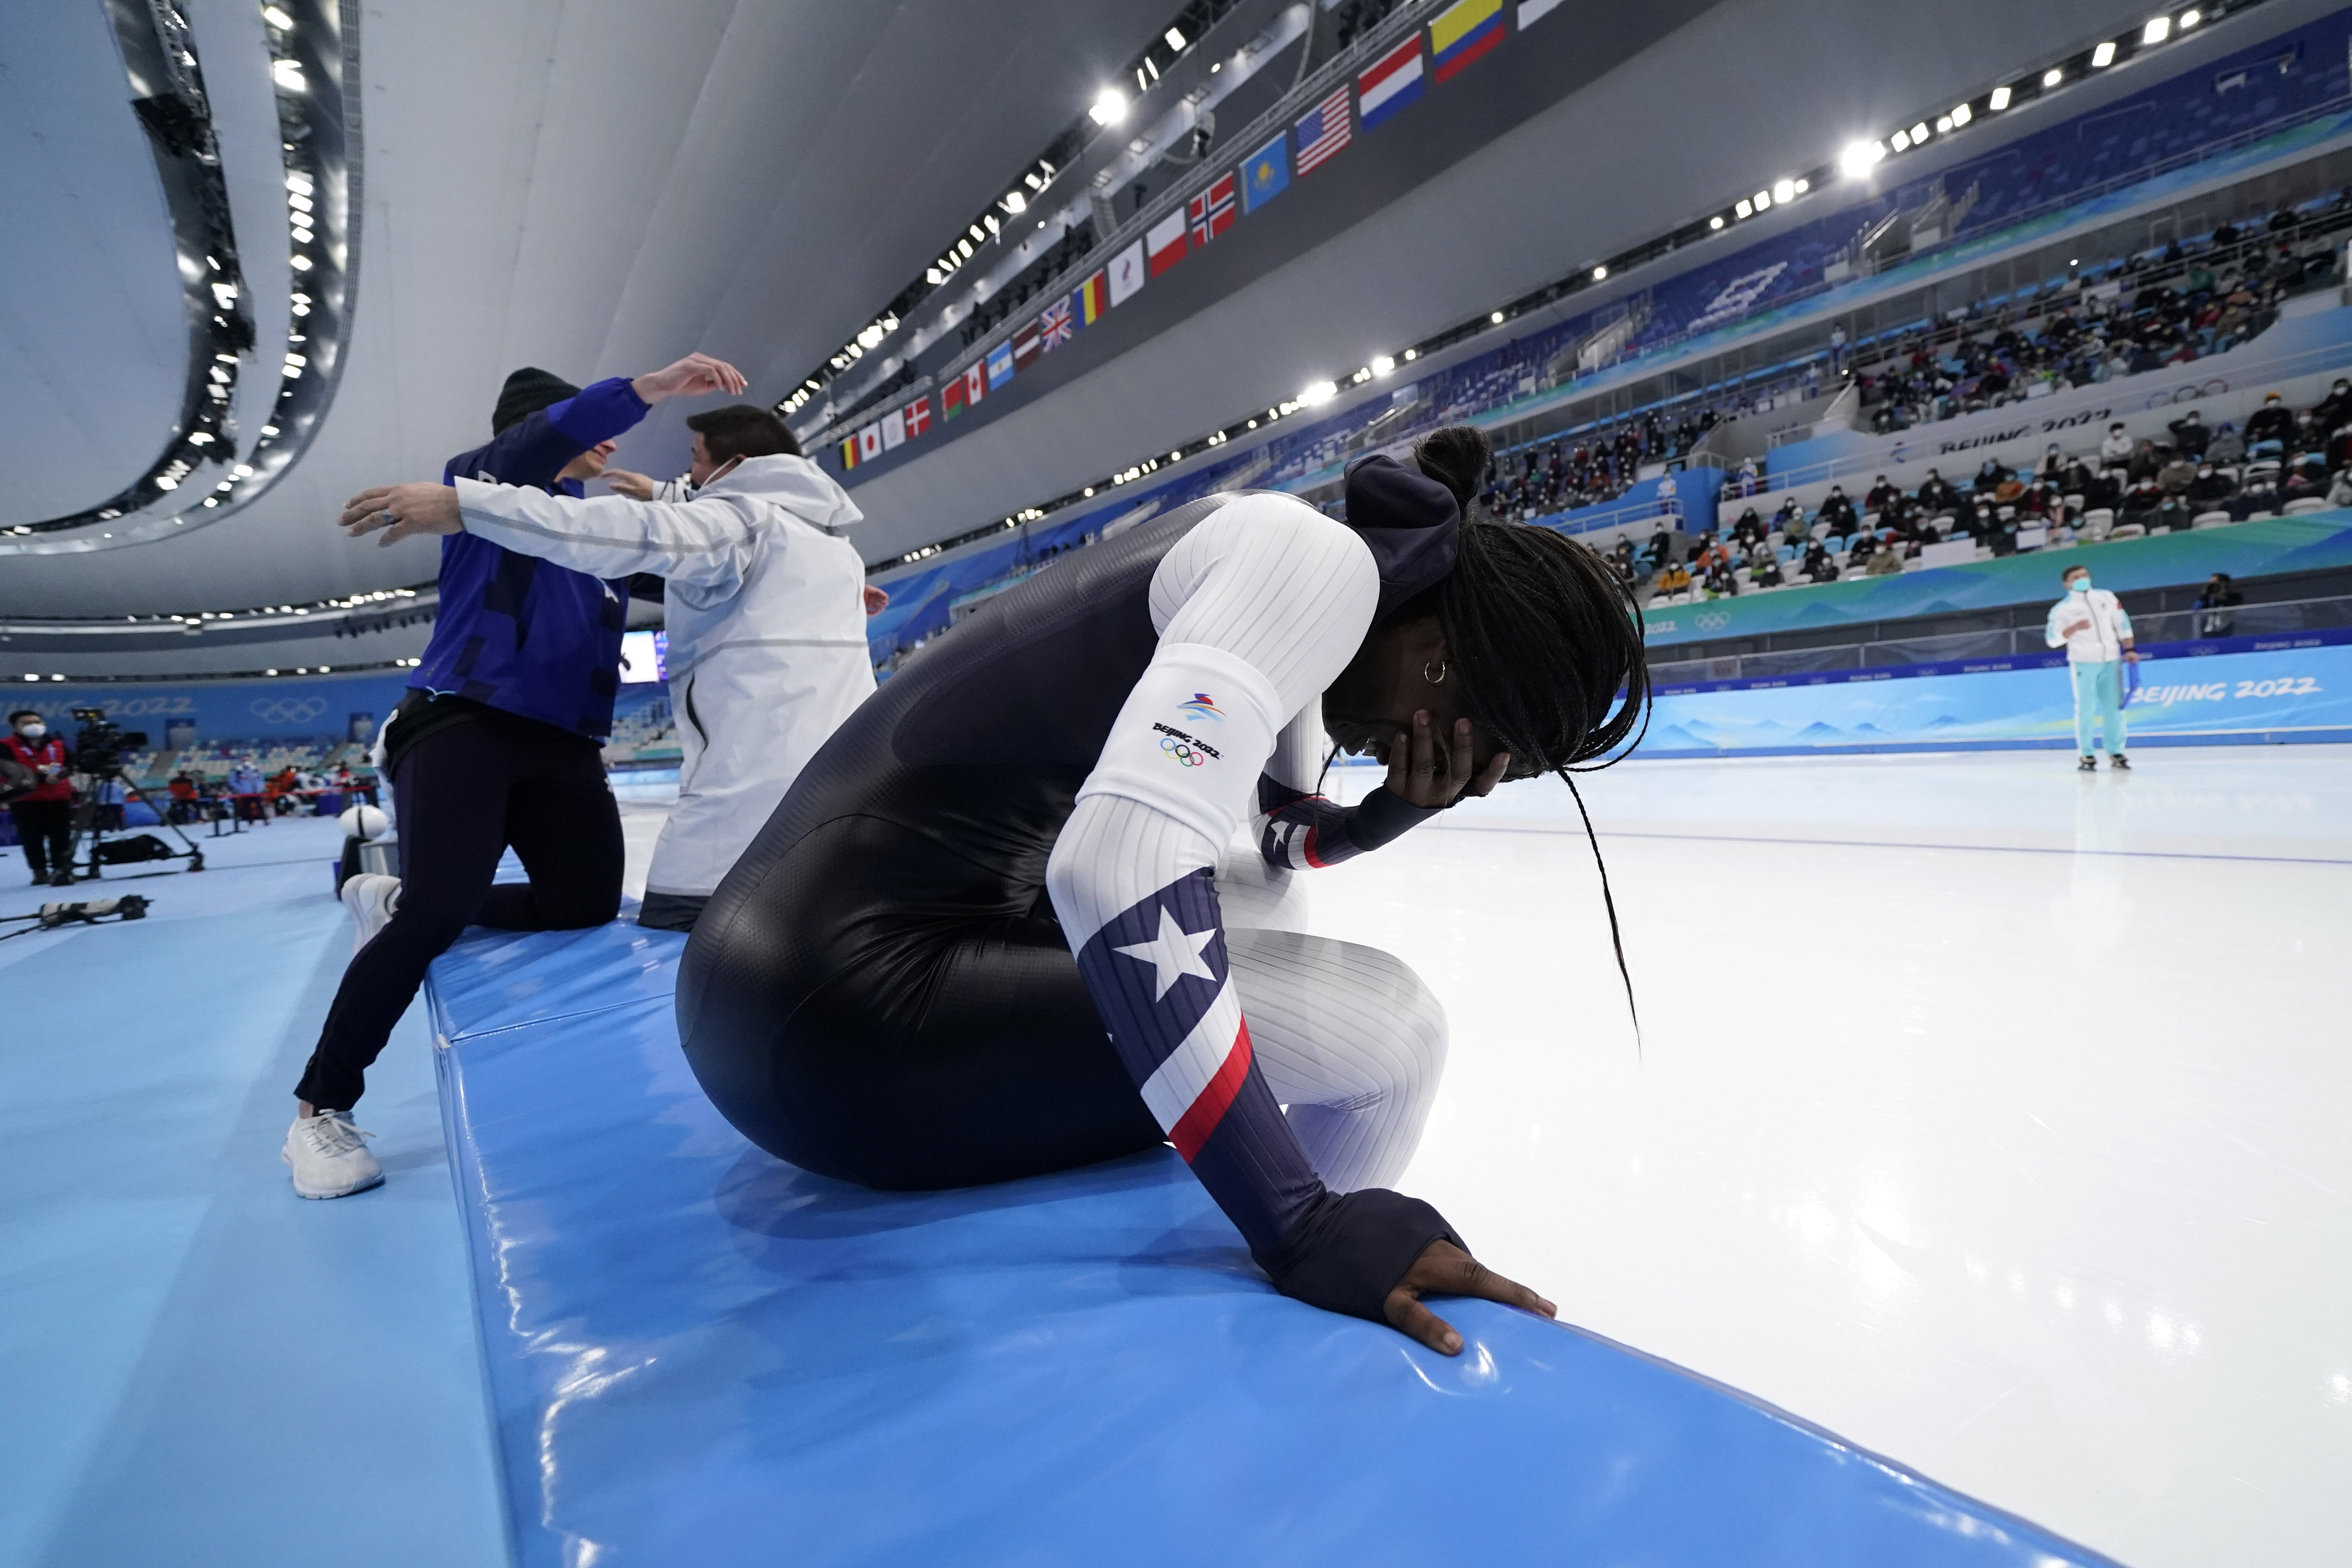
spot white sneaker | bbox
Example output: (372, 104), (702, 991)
(340, 872), (400, 952)
(282, 1110), (383, 1199)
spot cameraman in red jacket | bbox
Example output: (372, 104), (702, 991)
(5, 710), (75, 887)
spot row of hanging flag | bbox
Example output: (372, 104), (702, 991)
(834, 0), (1555, 472)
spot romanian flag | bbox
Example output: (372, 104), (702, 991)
(1429, 0), (1504, 82)
(1079, 269), (1109, 325)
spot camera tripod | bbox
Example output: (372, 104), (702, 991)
(72, 764), (205, 880)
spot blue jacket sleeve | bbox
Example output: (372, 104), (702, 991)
(440, 376), (649, 489)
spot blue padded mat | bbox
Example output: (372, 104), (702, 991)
(428, 924), (2123, 1568)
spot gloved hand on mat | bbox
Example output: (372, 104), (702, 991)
(1259, 1187), (1557, 1353)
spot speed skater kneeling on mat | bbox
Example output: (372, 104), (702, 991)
(678, 425), (1650, 1351)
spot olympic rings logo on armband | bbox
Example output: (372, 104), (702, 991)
(1160, 735), (1208, 767)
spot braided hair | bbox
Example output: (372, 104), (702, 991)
(1410, 424), (1653, 1036)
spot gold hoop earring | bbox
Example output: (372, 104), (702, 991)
(1423, 658), (1448, 685)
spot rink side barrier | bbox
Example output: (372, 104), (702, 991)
(421, 922), (2125, 1568)
(1634, 640), (2352, 758)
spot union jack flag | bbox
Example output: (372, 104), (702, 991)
(1188, 173), (1236, 247)
(1038, 294), (1076, 352)
(1295, 86), (1352, 175)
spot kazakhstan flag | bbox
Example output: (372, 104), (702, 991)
(1241, 130), (1289, 213)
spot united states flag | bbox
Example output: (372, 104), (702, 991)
(1294, 86), (1352, 175)
(1038, 294), (1075, 352)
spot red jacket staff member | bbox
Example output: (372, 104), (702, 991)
(4, 710), (75, 887)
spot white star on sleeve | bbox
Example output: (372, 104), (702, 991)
(1112, 906), (1219, 1000)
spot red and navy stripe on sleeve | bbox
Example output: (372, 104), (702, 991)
(1258, 776), (1443, 871)
(1073, 867), (1321, 1254)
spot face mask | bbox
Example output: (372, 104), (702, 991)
(2070, 576), (2092, 593)
(16, 722), (45, 739)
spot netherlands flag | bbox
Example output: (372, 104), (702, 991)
(1294, 86), (1351, 176)
(1429, 0), (1505, 83)
(1357, 35), (1423, 132)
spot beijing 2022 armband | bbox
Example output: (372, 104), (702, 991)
(1077, 642), (1283, 848)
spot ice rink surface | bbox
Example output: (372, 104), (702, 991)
(2, 745), (2342, 1567)
(1311, 744), (2351, 1568)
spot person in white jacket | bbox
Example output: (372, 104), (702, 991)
(338, 405), (879, 929)
(2045, 561), (2137, 770)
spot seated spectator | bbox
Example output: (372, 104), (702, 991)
(1916, 468), (1959, 513)
(2056, 454), (2097, 496)
(2168, 409), (2210, 457)
(2282, 453), (2331, 504)
(1816, 485), (1857, 531)
(1646, 526), (1673, 564)
(1865, 541), (1905, 576)
(1656, 560), (1694, 595)
(2193, 572), (2243, 636)
(2313, 376), (2352, 438)
(1864, 474), (1900, 513)
(2184, 463), (2233, 511)
(2156, 451), (2199, 497)
(1849, 530), (1880, 565)
(2205, 422), (2245, 465)
(2120, 479), (2165, 530)
(1770, 496), (1805, 535)
(1799, 540), (1839, 583)
(2246, 391), (2295, 449)
(2127, 439), (2165, 482)
(1973, 456), (2014, 492)
(1729, 507), (1766, 548)
(2098, 420), (2134, 468)
(1748, 550), (1784, 588)
(1701, 557), (1741, 597)
(1690, 531), (1730, 574)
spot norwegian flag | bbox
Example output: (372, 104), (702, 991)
(903, 394), (930, 437)
(1188, 173), (1237, 246)
(1038, 294), (1076, 352)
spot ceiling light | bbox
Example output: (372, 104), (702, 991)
(1592, 265), (1608, 280)
(1164, 27), (1187, 50)
(2091, 40), (2116, 67)
(2143, 16), (2169, 43)
(1772, 178), (1795, 203)
(1890, 130), (1911, 151)
(1003, 191), (1026, 214)
(2180, 9), (2200, 27)
(271, 58), (304, 90)
(1909, 121), (1929, 142)
(1752, 189), (1772, 211)
(2043, 67), (2064, 87)
(1793, 177), (1809, 193)
(1989, 85), (2012, 110)
(1089, 88), (1128, 125)
(1403, 349), (1416, 361)
(1709, 215), (1725, 229)
(1935, 115), (1952, 134)
(1951, 103), (1971, 126)
(262, 5), (292, 26)
(1490, 310), (1504, 324)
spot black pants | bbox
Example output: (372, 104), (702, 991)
(294, 717), (623, 1110)
(9, 800), (72, 881)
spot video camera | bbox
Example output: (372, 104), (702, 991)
(71, 706), (147, 776)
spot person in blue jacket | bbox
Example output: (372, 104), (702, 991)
(282, 352), (745, 1200)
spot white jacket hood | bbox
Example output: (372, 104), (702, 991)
(702, 453), (864, 531)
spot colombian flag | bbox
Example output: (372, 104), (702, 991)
(1429, 0), (1504, 83)
(1079, 269), (1109, 325)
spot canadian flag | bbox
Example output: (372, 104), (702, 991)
(962, 360), (988, 407)
(904, 395), (931, 438)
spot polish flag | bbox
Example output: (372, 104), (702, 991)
(1146, 209), (1188, 277)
